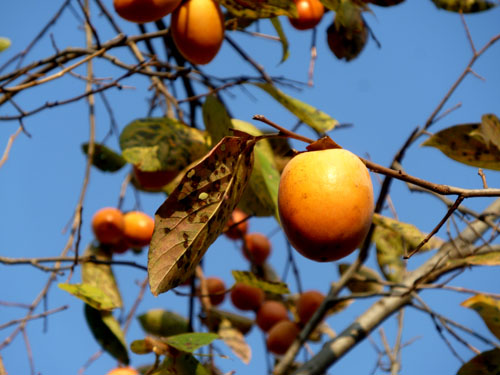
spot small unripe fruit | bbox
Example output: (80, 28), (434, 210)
(278, 148), (374, 262)
(266, 320), (300, 355)
(205, 277), (226, 306)
(224, 208), (249, 240)
(123, 211), (155, 248)
(92, 207), (125, 245)
(256, 300), (289, 332)
(230, 282), (264, 311)
(297, 290), (325, 324)
(242, 233), (271, 265)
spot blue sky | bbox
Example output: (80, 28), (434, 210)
(1, 1), (500, 374)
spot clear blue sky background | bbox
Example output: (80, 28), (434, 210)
(1, 1), (500, 375)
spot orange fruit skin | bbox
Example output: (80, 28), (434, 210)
(205, 276), (226, 306)
(278, 149), (374, 262)
(256, 300), (289, 332)
(171, 0), (225, 65)
(289, 0), (325, 31)
(296, 290), (325, 324)
(133, 166), (178, 190)
(230, 282), (265, 311)
(92, 207), (125, 245)
(123, 211), (155, 248)
(224, 208), (249, 240)
(266, 320), (300, 355)
(106, 366), (139, 375)
(113, 0), (181, 23)
(242, 232), (271, 265)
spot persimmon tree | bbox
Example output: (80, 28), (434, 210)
(1, 1), (500, 375)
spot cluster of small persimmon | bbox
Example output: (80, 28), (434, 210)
(91, 207), (154, 255)
(194, 209), (325, 355)
(111, 0), (345, 66)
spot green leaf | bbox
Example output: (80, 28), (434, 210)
(320, 0), (341, 11)
(81, 143), (126, 172)
(463, 251), (500, 266)
(58, 283), (118, 311)
(0, 37), (11, 53)
(421, 123), (500, 171)
(252, 83), (339, 133)
(232, 270), (290, 294)
(218, 319), (251, 364)
(137, 309), (189, 337)
(218, 0), (297, 18)
(458, 349), (500, 375)
(119, 117), (209, 172)
(164, 333), (219, 353)
(82, 244), (123, 309)
(270, 17), (289, 63)
(148, 133), (257, 295)
(203, 308), (255, 336)
(231, 119), (280, 219)
(202, 95), (232, 146)
(338, 263), (384, 293)
(372, 214), (444, 282)
(431, 0), (497, 13)
(461, 294), (500, 341)
(161, 352), (210, 375)
(84, 304), (129, 364)
(470, 114), (500, 150)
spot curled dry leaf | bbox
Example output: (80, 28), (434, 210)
(218, 319), (251, 364)
(148, 133), (257, 295)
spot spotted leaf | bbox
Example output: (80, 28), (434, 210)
(219, 0), (297, 18)
(422, 123), (500, 171)
(148, 134), (256, 295)
(431, 0), (497, 13)
(82, 244), (123, 309)
(119, 117), (209, 172)
(81, 143), (126, 172)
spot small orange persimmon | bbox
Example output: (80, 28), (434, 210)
(92, 207), (124, 245)
(266, 320), (300, 355)
(242, 232), (271, 265)
(278, 148), (374, 262)
(205, 276), (226, 306)
(224, 208), (249, 240)
(123, 211), (155, 248)
(171, 0), (225, 65)
(289, 0), (325, 30)
(230, 282), (264, 311)
(296, 290), (325, 325)
(113, 0), (181, 23)
(256, 300), (289, 332)
(105, 366), (139, 375)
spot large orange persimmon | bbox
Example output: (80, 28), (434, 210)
(113, 0), (181, 23)
(105, 366), (139, 375)
(278, 148), (374, 262)
(171, 0), (225, 65)
(92, 207), (124, 245)
(123, 211), (155, 248)
(288, 0), (325, 30)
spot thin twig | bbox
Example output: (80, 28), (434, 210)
(0, 305), (68, 331)
(0, 126), (23, 169)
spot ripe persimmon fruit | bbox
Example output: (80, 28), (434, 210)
(123, 211), (155, 248)
(296, 290), (325, 324)
(224, 208), (249, 240)
(230, 282), (265, 311)
(289, 0), (325, 30)
(278, 148), (374, 262)
(113, 0), (181, 23)
(171, 0), (225, 65)
(92, 207), (125, 245)
(256, 300), (289, 332)
(266, 320), (300, 355)
(242, 232), (271, 265)
(133, 166), (178, 190)
(105, 366), (139, 375)
(205, 276), (226, 306)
